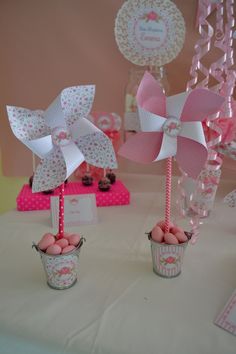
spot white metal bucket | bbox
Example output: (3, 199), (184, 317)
(148, 233), (191, 278)
(33, 238), (85, 289)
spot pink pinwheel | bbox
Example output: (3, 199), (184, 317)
(119, 71), (224, 179)
(7, 85), (117, 193)
(119, 72), (224, 237)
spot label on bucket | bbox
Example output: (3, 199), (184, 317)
(41, 253), (79, 289)
(151, 242), (186, 278)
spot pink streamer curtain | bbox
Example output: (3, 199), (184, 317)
(177, 0), (236, 242)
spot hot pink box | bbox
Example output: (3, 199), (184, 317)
(16, 180), (130, 211)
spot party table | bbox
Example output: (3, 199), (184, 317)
(0, 173), (236, 354)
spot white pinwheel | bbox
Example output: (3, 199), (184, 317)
(7, 85), (117, 192)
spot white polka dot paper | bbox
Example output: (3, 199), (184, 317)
(224, 190), (236, 208)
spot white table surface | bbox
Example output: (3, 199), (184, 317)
(0, 173), (236, 354)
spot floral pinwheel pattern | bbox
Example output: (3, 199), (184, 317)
(7, 85), (117, 192)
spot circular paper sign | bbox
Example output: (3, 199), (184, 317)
(115, 0), (186, 66)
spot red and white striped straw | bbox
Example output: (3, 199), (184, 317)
(58, 183), (65, 239)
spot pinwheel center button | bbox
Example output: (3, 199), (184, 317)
(52, 126), (72, 146)
(162, 117), (182, 138)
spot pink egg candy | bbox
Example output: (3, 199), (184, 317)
(175, 231), (188, 243)
(42, 232), (54, 240)
(164, 232), (179, 245)
(68, 234), (80, 246)
(157, 220), (174, 232)
(38, 233), (55, 251)
(55, 238), (69, 248)
(62, 232), (71, 239)
(170, 226), (184, 234)
(61, 245), (76, 254)
(46, 244), (62, 255)
(151, 226), (164, 243)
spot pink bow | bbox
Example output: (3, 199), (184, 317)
(119, 72), (224, 178)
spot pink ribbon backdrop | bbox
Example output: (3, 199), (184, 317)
(177, 0), (236, 241)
